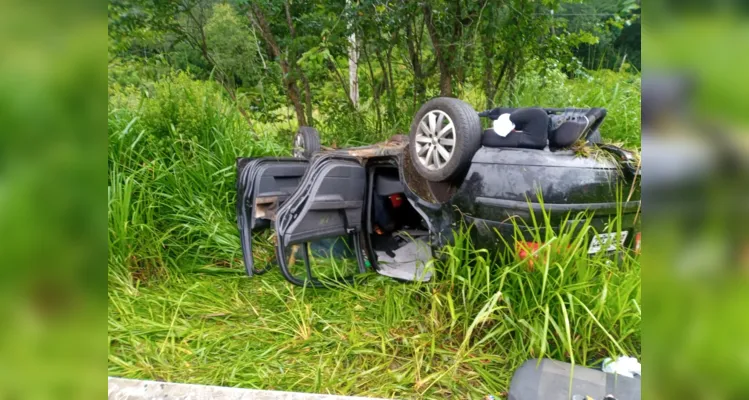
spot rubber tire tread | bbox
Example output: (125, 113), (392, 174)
(296, 126), (321, 159)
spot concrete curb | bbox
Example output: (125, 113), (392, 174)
(108, 377), (387, 400)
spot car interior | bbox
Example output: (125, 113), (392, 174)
(479, 107), (606, 150)
(366, 167), (433, 281)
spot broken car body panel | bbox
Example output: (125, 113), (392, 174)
(236, 135), (640, 286)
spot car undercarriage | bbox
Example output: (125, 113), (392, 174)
(236, 99), (641, 287)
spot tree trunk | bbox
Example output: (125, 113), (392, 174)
(385, 32), (396, 96)
(327, 59), (357, 110)
(384, 35), (397, 121)
(348, 32), (359, 108)
(284, 0), (314, 125)
(345, 0), (359, 108)
(300, 73), (314, 127)
(405, 20), (426, 103)
(423, 3), (452, 97)
(374, 50), (390, 93)
(249, 3), (307, 127)
(492, 58), (510, 106)
(438, 66), (452, 97)
(482, 36), (495, 110)
(361, 43), (382, 133)
(181, 9), (255, 130)
(449, 0), (462, 92)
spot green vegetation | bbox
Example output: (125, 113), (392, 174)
(109, 226), (639, 398)
(109, 0), (640, 398)
(107, 71), (640, 398)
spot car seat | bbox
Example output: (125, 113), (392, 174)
(481, 108), (549, 150)
(480, 107), (607, 150)
(548, 108), (607, 149)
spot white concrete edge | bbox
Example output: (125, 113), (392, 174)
(108, 377), (389, 400)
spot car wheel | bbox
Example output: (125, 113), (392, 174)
(293, 126), (321, 159)
(587, 129), (602, 144)
(408, 97), (482, 182)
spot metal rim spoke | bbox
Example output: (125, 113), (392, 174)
(436, 144), (451, 161)
(419, 121), (432, 136)
(415, 134), (431, 144)
(415, 110), (456, 170)
(437, 123), (453, 138)
(432, 147), (441, 168)
(428, 113), (437, 133)
(293, 134), (304, 157)
(424, 146), (434, 166)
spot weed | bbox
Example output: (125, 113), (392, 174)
(108, 70), (640, 398)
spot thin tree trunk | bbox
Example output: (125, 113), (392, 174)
(449, 0), (462, 92)
(348, 33), (359, 108)
(384, 35), (397, 121)
(482, 35), (495, 110)
(361, 43), (382, 133)
(345, 0), (359, 108)
(347, 10), (359, 109)
(385, 30), (397, 96)
(182, 9), (255, 130)
(374, 50), (390, 93)
(283, 0), (313, 126)
(300, 73), (314, 126)
(249, 4), (307, 127)
(327, 59), (357, 110)
(373, 48), (395, 122)
(493, 58), (510, 99)
(423, 3), (452, 97)
(405, 20), (426, 103)
(501, 62), (519, 107)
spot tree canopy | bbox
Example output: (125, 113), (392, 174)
(109, 0), (640, 131)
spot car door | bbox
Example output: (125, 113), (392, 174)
(274, 155), (367, 287)
(236, 157), (309, 276)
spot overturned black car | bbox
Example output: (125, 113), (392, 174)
(236, 98), (641, 287)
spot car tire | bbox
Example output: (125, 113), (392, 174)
(587, 129), (602, 144)
(293, 126), (321, 159)
(408, 97), (482, 182)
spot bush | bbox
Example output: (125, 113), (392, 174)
(108, 67), (640, 280)
(108, 66), (641, 398)
(108, 72), (287, 278)
(508, 68), (641, 147)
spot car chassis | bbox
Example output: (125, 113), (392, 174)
(236, 106), (641, 287)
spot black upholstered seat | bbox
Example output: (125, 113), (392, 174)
(480, 107), (607, 150)
(549, 120), (588, 148)
(481, 108), (548, 150)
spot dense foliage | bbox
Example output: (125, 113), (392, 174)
(109, 0), (640, 134)
(108, 1), (641, 398)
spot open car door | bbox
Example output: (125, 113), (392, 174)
(274, 155), (368, 287)
(236, 157), (309, 276)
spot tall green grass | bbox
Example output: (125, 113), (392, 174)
(108, 219), (640, 398)
(108, 69), (640, 398)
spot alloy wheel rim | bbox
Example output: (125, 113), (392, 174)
(414, 110), (456, 170)
(293, 133), (304, 158)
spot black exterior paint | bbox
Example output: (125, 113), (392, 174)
(237, 144), (641, 286)
(392, 146), (640, 254)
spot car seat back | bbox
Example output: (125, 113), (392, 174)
(479, 107), (607, 150)
(549, 108), (607, 148)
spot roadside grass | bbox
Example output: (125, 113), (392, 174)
(108, 69), (641, 398)
(507, 68), (641, 148)
(108, 220), (640, 398)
